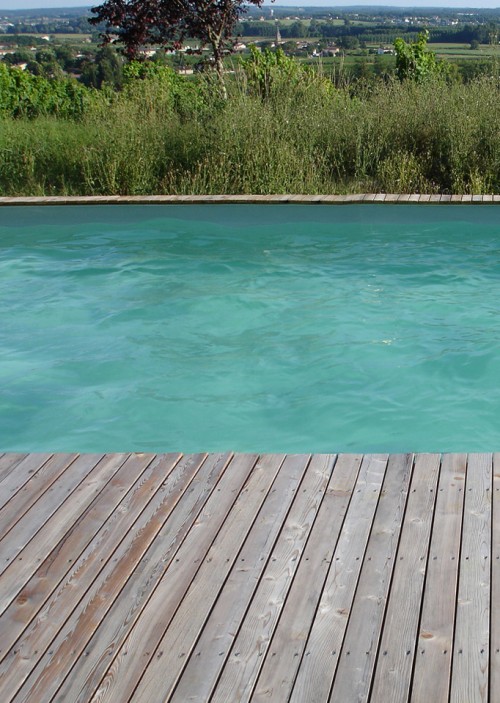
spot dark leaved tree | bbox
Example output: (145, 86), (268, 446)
(90, 0), (268, 95)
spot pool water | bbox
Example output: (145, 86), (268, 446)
(1, 204), (500, 453)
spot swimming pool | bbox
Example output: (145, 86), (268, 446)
(1, 203), (500, 453)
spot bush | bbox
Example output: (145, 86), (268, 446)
(0, 62), (98, 119)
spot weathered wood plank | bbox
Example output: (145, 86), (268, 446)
(44, 452), (246, 703)
(89, 454), (284, 703)
(289, 454), (388, 703)
(0, 454), (52, 510)
(0, 453), (120, 613)
(369, 453), (441, 703)
(410, 454), (467, 703)
(209, 454), (337, 703)
(328, 453), (414, 702)
(0, 453), (79, 542)
(0, 453), (158, 700)
(170, 454), (319, 703)
(5, 452), (206, 703)
(0, 454), (28, 485)
(491, 453), (500, 697)
(0, 452), (166, 661)
(0, 452), (496, 703)
(252, 454), (363, 703)
(449, 453), (491, 703)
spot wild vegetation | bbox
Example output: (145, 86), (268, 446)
(1, 23), (500, 197)
(0, 54), (499, 196)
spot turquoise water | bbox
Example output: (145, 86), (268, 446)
(1, 204), (500, 453)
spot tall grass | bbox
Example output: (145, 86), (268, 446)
(1, 68), (500, 195)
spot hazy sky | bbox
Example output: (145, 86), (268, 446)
(1, 0), (500, 10)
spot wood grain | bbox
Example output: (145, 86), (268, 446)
(0, 453), (497, 703)
(490, 453), (500, 698)
(252, 454), (363, 703)
(0, 454), (52, 510)
(8, 452), (203, 703)
(0, 453), (155, 660)
(289, 455), (388, 703)
(0, 453), (79, 542)
(170, 454), (318, 703)
(410, 453), (467, 703)
(449, 453), (491, 703)
(92, 454), (282, 703)
(0, 454), (27, 485)
(369, 453), (441, 703)
(0, 453), (118, 614)
(51, 452), (244, 703)
(329, 453), (414, 702)
(197, 454), (331, 703)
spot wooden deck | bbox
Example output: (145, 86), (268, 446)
(0, 452), (494, 702)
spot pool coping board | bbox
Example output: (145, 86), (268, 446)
(0, 194), (500, 206)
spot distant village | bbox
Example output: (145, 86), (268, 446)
(0, 5), (499, 80)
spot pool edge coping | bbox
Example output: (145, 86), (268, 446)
(0, 194), (499, 206)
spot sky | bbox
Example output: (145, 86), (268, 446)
(1, 0), (500, 10)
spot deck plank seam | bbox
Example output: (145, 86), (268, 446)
(1, 454), (496, 703)
(0, 454), (27, 486)
(0, 454), (128, 612)
(450, 453), (492, 703)
(46, 452), (211, 703)
(244, 455), (343, 702)
(368, 454), (441, 703)
(407, 454), (466, 703)
(242, 454), (336, 702)
(204, 455), (324, 703)
(384, 454), (443, 700)
(0, 454), (162, 700)
(406, 453), (445, 701)
(162, 453), (293, 701)
(488, 453), (500, 699)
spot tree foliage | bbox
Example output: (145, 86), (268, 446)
(239, 46), (334, 101)
(0, 62), (94, 118)
(394, 30), (449, 82)
(90, 0), (267, 86)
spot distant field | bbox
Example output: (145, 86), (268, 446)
(430, 42), (500, 60)
(30, 33), (92, 40)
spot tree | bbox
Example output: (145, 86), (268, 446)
(394, 30), (448, 82)
(338, 35), (359, 51)
(81, 46), (124, 89)
(90, 0), (268, 95)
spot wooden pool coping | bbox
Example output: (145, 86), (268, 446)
(0, 451), (496, 702)
(0, 193), (499, 206)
